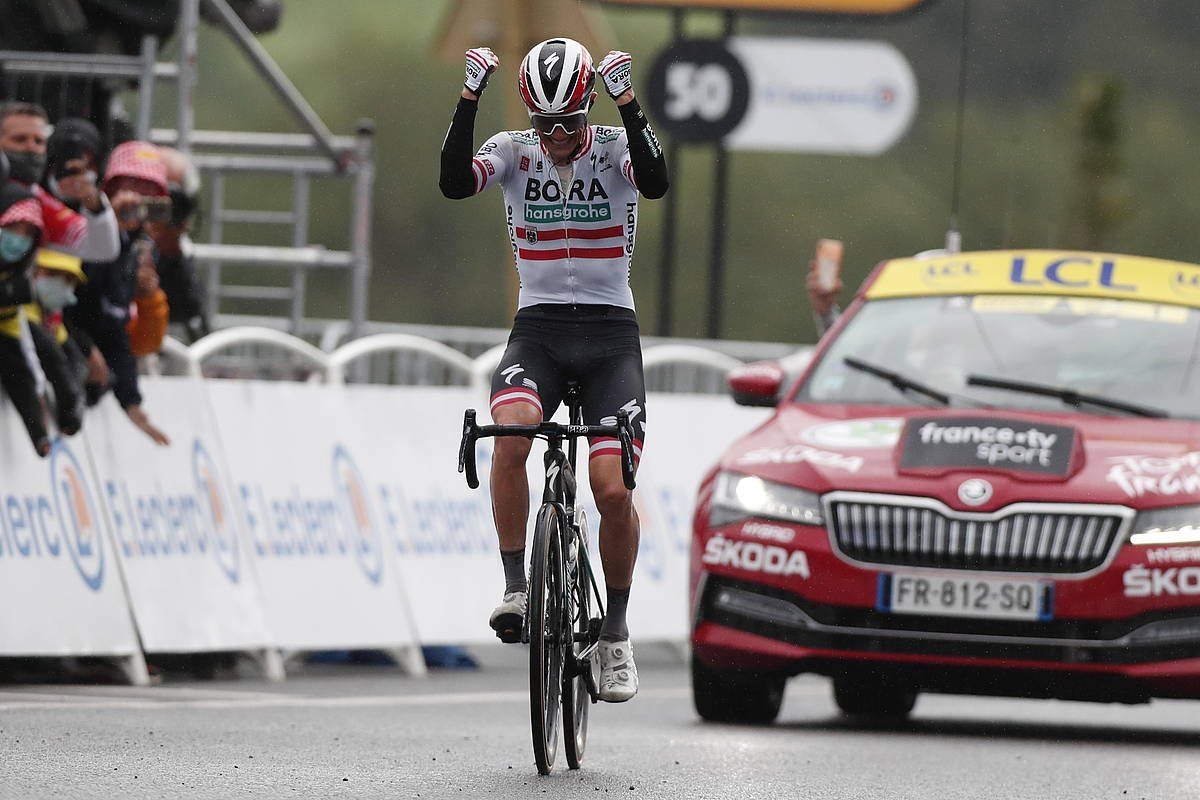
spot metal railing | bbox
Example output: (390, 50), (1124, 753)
(164, 326), (792, 397)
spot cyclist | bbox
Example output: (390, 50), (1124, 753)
(440, 38), (668, 702)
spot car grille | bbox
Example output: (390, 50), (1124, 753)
(826, 496), (1129, 574)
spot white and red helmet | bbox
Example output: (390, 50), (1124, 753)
(518, 38), (595, 115)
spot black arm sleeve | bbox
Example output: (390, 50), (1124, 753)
(439, 97), (480, 200)
(618, 98), (669, 200)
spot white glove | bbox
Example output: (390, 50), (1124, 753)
(464, 47), (499, 96)
(597, 50), (633, 99)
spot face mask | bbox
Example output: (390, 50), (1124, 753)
(34, 275), (76, 311)
(3, 150), (47, 185)
(0, 229), (34, 264)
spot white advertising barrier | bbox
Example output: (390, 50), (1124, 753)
(726, 36), (917, 155)
(0, 398), (142, 662)
(205, 380), (421, 654)
(340, 385), (770, 645)
(83, 381), (272, 655)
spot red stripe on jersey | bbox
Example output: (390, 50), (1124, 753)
(518, 247), (569, 261)
(472, 158), (489, 190)
(569, 224), (624, 240)
(514, 224), (623, 242)
(571, 246), (625, 259)
(623, 161), (637, 189)
(516, 245), (625, 261)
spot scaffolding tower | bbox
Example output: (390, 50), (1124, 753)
(0, 0), (374, 340)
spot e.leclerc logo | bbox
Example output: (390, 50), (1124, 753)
(50, 441), (105, 591)
(192, 439), (240, 583)
(332, 445), (383, 585)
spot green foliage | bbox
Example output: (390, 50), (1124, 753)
(1069, 76), (1129, 250)
(158, 0), (1200, 343)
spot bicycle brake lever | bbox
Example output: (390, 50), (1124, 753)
(459, 409), (480, 489)
(615, 410), (636, 491)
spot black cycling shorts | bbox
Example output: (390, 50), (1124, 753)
(489, 303), (646, 463)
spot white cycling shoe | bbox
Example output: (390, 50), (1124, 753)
(489, 591), (527, 643)
(598, 639), (638, 703)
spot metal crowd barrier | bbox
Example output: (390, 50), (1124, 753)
(156, 326), (802, 395)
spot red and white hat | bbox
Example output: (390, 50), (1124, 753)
(103, 141), (169, 195)
(0, 198), (44, 232)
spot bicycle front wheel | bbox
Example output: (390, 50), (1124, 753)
(529, 504), (565, 775)
(562, 511), (593, 770)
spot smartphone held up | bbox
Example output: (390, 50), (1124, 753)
(814, 238), (843, 293)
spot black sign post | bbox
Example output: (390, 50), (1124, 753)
(655, 9), (685, 337)
(646, 29), (750, 338)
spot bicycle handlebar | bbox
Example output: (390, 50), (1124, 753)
(457, 409), (637, 491)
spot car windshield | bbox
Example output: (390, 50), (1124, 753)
(795, 294), (1200, 420)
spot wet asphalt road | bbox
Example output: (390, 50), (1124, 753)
(2, 645), (1198, 800)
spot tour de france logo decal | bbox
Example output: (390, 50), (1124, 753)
(49, 441), (105, 591)
(332, 444), (383, 585)
(192, 439), (241, 584)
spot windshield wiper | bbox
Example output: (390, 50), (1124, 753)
(843, 356), (950, 406)
(965, 374), (1170, 418)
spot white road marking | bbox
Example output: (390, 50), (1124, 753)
(0, 686), (694, 713)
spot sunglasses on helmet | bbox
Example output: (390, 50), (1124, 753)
(530, 110), (588, 136)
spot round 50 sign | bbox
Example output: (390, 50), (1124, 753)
(646, 40), (751, 143)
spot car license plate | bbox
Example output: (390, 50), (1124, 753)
(877, 572), (1052, 621)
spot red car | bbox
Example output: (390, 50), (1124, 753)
(691, 250), (1200, 723)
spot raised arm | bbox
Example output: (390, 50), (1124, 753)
(440, 47), (499, 200)
(598, 51), (669, 200)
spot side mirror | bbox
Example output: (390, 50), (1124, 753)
(728, 360), (784, 407)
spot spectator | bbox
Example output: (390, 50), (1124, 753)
(147, 146), (209, 342)
(26, 249), (87, 436)
(807, 256), (844, 338)
(0, 182), (50, 456)
(44, 117), (104, 207)
(0, 102), (120, 262)
(65, 140), (169, 446)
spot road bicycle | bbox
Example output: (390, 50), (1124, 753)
(458, 382), (637, 775)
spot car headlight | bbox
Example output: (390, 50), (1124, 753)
(709, 471), (823, 528)
(1129, 505), (1200, 545)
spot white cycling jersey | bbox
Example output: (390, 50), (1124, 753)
(471, 125), (640, 309)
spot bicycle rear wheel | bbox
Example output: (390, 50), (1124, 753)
(562, 511), (593, 769)
(529, 504), (565, 775)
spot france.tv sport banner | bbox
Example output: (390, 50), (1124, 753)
(339, 384), (770, 645)
(0, 405), (141, 657)
(205, 380), (420, 651)
(84, 381), (272, 653)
